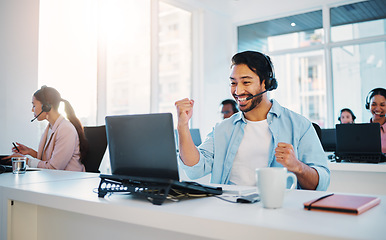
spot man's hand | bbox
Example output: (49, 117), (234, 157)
(174, 98), (199, 167)
(275, 142), (319, 190)
(175, 98), (194, 128)
(274, 142), (302, 173)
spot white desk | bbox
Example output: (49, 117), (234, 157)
(1, 170), (385, 240)
(0, 168), (98, 187)
(328, 161), (386, 195)
(0, 170), (100, 240)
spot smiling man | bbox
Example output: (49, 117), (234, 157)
(175, 51), (330, 190)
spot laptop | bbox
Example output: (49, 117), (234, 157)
(320, 128), (336, 152)
(335, 123), (386, 163)
(99, 113), (222, 204)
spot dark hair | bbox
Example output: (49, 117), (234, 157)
(221, 99), (239, 113)
(365, 88), (386, 109)
(338, 108), (356, 122)
(34, 86), (89, 163)
(231, 51), (272, 85)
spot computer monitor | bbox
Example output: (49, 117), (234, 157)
(335, 123), (384, 163)
(320, 128), (336, 152)
(336, 123), (381, 154)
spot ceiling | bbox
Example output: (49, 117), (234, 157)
(238, 0), (386, 39)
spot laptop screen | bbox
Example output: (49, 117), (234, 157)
(335, 123), (382, 154)
(105, 113), (179, 180)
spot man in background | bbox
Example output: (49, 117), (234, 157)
(220, 99), (239, 119)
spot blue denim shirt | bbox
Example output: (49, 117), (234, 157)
(179, 99), (330, 191)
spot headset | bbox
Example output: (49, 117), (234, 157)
(244, 53), (278, 101)
(365, 88), (386, 110)
(40, 85), (52, 112)
(338, 108), (356, 122)
(31, 86), (52, 122)
(261, 53), (278, 92)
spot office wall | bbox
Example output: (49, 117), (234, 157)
(0, 0), (40, 153)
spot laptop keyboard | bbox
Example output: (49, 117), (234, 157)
(335, 153), (386, 163)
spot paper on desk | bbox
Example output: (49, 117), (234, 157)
(210, 184), (257, 196)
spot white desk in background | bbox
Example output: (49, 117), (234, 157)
(1, 171), (386, 240)
(328, 161), (386, 195)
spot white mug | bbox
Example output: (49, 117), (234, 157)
(255, 167), (297, 209)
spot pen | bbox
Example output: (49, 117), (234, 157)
(307, 193), (334, 210)
(12, 142), (20, 152)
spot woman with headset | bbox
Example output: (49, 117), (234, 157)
(365, 88), (386, 153)
(338, 108), (356, 124)
(7, 86), (88, 171)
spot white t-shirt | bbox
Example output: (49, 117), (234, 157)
(229, 119), (272, 186)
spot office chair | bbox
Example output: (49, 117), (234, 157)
(189, 128), (202, 146)
(312, 123), (322, 143)
(174, 128), (202, 150)
(83, 125), (107, 173)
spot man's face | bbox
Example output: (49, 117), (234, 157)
(230, 64), (265, 113)
(221, 104), (234, 119)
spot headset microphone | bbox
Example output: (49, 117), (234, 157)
(245, 89), (269, 101)
(31, 110), (44, 122)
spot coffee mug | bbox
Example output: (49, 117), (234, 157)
(256, 167), (297, 209)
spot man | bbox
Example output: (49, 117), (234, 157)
(220, 99), (239, 119)
(175, 51), (330, 190)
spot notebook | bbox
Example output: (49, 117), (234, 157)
(100, 113), (222, 204)
(335, 123), (386, 163)
(320, 128), (336, 152)
(304, 193), (381, 215)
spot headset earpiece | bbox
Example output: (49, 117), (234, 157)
(42, 103), (51, 112)
(365, 90), (372, 110)
(261, 53), (278, 92)
(40, 85), (52, 112)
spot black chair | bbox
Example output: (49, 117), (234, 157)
(312, 122), (322, 143)
(83, 125), (107, 173)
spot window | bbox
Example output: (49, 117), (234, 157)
(332, 41), (386, 123)
(270, 51), (326, 126)
(103, 0), (151, 116)
(237, 0), (386, 127)
(38, 0), (98, 129)
(331, 0), (386, 42)
(238, 10), (326, 126)
(158, 2), (192, 125)
(38, 0), (194, 172)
